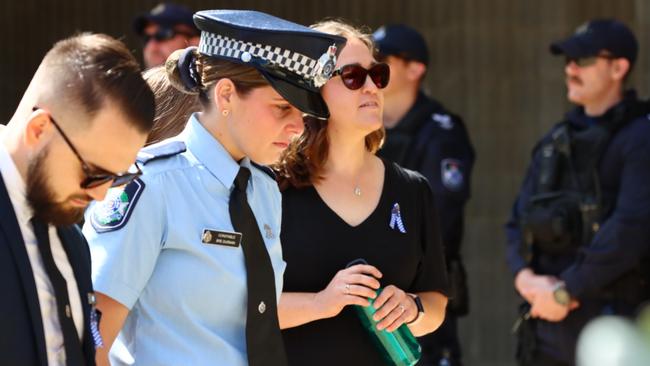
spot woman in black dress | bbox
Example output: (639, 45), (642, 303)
(276, 20), (449, 365)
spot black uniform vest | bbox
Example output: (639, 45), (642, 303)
(520, 99), (646, 258)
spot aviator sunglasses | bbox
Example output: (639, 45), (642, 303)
(142, 28), (196, 44)
(331, 63), (390, 90)
(565, 54), (617, 68)
(32, 107), (142, 189)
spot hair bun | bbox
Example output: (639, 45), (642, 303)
(165, 47), (200, 95)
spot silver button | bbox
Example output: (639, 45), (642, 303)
(258, 301), (266, 314)
(65, 305), (72, 318)
(592, 222), (600, 232)
(87, 292), (96, 305)
(241, 52), (252, 63)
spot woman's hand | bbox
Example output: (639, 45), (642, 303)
(372, 285), (418, 332)
(313, 264), (383, 319)
(94, 292), (130, 366)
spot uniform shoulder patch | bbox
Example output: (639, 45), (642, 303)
(90, 179), (146, 233)
(431, 113), (454, 130)
(137, 140), (186, 166)
(441, 158), (464, 191)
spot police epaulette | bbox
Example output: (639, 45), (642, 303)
(251, 162), (277, 180)
(136, 141), (187, 165)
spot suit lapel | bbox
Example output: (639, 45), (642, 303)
(57, 225), (95, 363)
(0, 175), (48, 366)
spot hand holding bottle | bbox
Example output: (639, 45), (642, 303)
(345, 259), (422, 366)
(373, 285), (419, 332)
(314, 264), (383, 319)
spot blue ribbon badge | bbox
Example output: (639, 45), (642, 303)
(389, 203), (407, 233)
(88, 293), (104, 348)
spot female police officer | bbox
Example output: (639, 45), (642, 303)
(82, 10), (345, 366)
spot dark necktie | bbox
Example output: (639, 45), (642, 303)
(229, 167), (288, 366)
(31, 218), (85, 366)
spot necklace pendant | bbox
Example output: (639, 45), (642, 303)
(354, 186), (362, 196)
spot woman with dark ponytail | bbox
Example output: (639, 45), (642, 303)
(83, 10), (346, 366)
(142, 65), (200, 146)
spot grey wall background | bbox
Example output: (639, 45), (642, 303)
(2, 1), (649, 365)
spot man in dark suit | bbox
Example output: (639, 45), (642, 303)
(0, 33), (154, 365)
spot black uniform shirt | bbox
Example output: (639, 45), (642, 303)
(505, 91), (650, 363)
(379, 92), (475, 260)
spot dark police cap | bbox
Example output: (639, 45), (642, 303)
(372, 24), (429, 66)
(550, 19), (638, 66)
(193, 10), (347, 119)
(133, 3), (199, 36)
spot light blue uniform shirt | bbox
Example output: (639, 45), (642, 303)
(83, 114), (286, 366)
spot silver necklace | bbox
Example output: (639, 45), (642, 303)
(353, 160), (367, 196)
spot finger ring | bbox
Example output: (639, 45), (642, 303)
(399, 304), (405, 313)
(345, 284), (350, 294)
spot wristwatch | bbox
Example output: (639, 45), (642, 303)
(552, 282), (571, 306)
(407, 294), (425, 324)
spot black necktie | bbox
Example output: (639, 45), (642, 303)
(229, 167), (288, 366)
(31, 218), (84, 366)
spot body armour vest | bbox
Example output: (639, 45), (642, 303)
(520, 100), (646, 259)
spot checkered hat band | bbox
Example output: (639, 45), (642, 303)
(199, 33), (318, 79)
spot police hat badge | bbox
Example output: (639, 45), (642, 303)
(312, 44), (338, 88)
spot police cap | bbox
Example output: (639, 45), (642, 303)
(550, 19), (638, 67)
(372, 24), (429, 66)
(133, 2), (199, 36)
(194, 10), (347, 119)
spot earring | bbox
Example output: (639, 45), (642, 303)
(222, 109), (230, 117)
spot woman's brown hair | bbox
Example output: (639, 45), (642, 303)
(144, 66), (200, 145)
(145, 48), (272, 144)
(276, 20), (385, 189)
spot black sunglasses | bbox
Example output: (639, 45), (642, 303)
(565, 54), (617, 68)
(331, 63), (390, 90)
(32, 107), (142, 189)
(142, 28), (196, 44)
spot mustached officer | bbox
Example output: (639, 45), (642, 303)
(506, 19), (650, 366)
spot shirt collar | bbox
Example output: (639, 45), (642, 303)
(566, 89), (639, 128)
(0, 135), (32, 222)
(181, 113), (252, 189)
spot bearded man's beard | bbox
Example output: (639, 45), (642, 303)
(26, 147), (89, 226)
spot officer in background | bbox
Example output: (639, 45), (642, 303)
(373, 24), (475, 366)
(506, 19), (650, 366)
(133, 2), (200, 68)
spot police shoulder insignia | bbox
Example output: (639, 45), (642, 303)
(432, 113), (454, 130)
(441, 159), (464, 191)
(91, 179), (146, 233)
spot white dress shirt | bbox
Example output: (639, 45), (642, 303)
(0, 138), (84, 366)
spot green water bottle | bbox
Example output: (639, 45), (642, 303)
(347, 259), (422, 366)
